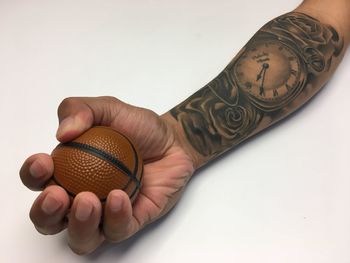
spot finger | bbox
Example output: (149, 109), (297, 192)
(20, 153), (54, 191)
(56, 96), (124, 142)
(67, 192), (104, 255)
(103, 190), (140, 243)
(30, 185), (70, 235)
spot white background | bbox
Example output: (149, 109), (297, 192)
(1, 0), (350, 262)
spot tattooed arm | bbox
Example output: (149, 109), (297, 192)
(19, 0), (350, 254)
(162, 1), (350, 168)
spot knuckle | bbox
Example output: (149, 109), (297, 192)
(99, 96), (122, 106)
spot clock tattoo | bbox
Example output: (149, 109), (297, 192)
(171, 12), (344, 159)
(232, 40), (306, 111)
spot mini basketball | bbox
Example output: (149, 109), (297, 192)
(51, 126), (143, 202)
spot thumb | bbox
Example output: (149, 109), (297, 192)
(56, 114), (92, 142)
(56, 96), (120, 142)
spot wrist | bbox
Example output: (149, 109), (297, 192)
(160, 112), (206, 170)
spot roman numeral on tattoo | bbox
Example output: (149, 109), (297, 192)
(245, 82), (252, 89)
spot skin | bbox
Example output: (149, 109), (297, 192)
(20, 0), (350, 255)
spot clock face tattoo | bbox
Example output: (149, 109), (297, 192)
(233, 40), (306, 111)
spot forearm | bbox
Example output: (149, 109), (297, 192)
(163, 1), (350, 168)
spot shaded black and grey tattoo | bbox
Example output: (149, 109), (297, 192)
(171, 12), (344, 158)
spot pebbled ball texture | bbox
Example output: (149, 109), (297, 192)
(51, 126), (143, 202)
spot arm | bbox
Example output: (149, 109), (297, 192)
(163, 0), (350, 168)
(20, 0), (349, 255)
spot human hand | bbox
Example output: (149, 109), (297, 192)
(20, 96), (195, 254)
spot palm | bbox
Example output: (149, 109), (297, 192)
(133, 145), (193, 227)
(106, 103), (194, 229)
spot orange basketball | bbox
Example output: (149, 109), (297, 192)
(51, 126), (143, 202)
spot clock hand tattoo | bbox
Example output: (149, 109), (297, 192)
(170, 12), (344, 159)
(257, 63), (269, 96)
(257, 63), (269, 82)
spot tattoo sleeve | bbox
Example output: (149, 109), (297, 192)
(170, 12), (344, 161)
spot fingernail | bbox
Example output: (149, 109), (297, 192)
(109, 194), (122, 213)
(75, 199), (93, 221)
(29, 160), (45, 179)
(56, 116), (75, 139)
(42, 194), (62, 215)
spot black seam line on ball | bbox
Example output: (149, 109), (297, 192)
(129, 145), (143, 199)
(116, 132), (140, 177)
(58, 142), (140, 186)
(130, 163), (144, 199)
(121, 134), (142, 192)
